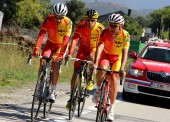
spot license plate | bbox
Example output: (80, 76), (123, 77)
(151, 82), (170, 91)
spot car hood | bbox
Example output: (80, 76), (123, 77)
(131, 58), (170, 73)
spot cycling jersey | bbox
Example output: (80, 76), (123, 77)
(72, 20), (104, 69)
(99, 28), (130, 55)
(34, 14), (72, 60)
(98, 28), (130, 71)
(73, 20), (105, 50)
(36, 14), (72, 48)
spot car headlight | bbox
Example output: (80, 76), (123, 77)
(130, 67), (144, 77)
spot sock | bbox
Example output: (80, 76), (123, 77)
(51, 85), (56, 93)
(110, 104), (115, 113)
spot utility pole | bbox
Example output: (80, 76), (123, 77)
(160, 15), (164, 39)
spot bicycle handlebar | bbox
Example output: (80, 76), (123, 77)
(27, 53), (63, 73)
(96, 67), (123, 85)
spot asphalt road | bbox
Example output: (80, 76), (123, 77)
(0, 84), (170, 122)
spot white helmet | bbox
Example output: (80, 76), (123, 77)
(107, 13), (125, 25)
(52, 3), (68, 16)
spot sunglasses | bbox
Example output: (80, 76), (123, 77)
(87, 19), (96, 22)
(109, 24), (120, 28)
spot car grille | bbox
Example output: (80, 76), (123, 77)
(138, 86), (170, 97)
(147, 72), (170, 83)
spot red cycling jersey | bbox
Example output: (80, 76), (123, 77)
(69, 20), (104, 69)
(35, 14), (72, 59)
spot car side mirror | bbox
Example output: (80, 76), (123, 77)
(129, 51), (137, 59)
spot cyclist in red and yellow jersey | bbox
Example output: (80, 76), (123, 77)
(32, 3), (72, 103)
(66, 9), (105, 110)
(92, 13), (130, 121)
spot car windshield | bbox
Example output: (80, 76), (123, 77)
(141, 46), (170, 63)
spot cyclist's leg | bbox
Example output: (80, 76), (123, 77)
(92, 51), (109, 103)
(35, 43), (52, 98)
(66, 49), (87, 109)
(86, 48), (96, 90)
(45, 42), (60, 103)
(107, 56), (121, 121)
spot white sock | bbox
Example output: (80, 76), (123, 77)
(51, 85), (56, 93)
(109, 104), (115, 113)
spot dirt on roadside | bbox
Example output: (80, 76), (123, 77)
(0, 82), (70, 105)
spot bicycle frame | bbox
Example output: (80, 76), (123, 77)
(96, 65), (119, 122)
(28, 54), (64, 121)
(67, 57), (93, 119)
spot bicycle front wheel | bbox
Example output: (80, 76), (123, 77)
(43, 79), (53, 118)
(78, 78), (88, 117)
(69, 74), (79, 120)
(31, 73), (45, 122)
(96, 81), (106, 122)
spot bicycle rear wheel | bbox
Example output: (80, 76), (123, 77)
(69, 74), (79, 120)
(31, 73), (45, 122)
(96, 81), (106, 122)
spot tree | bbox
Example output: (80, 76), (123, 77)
(148, 6), (170, 38)
(124, 16), (143, 37)
(0, 0), (51, 29)
(66, 0), (87, 29)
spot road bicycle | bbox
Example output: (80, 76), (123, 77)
(27, 54), (63, 122)
(65, 57), (94, 120)
(95, 63), (123, 122)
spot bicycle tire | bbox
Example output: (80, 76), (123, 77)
(96, 81), (106, 122)
(101, 112), (107, 122)
(31, 73), (45, 122)
(43, 78), (53, 118)
(69, 74), (79, 120)
(78, 79), (88, 117)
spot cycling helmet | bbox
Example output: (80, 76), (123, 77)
(107, 13), (125, 25)
(84, 9), (99, 19)
(52, 3), (68, 16)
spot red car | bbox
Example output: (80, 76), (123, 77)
(123, 41), (170, 100)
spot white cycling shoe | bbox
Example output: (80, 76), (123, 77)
(48, 91), (56, 103)
(107, 111), (115, 121)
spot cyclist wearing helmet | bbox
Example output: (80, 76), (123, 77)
(66, 9), (105, 110)
(92, 13), (130, 121)
(32, 3), (72, 103)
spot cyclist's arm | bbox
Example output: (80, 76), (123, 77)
(120, 32), (130, 71)
(94, 42), (104, 66)
(60, 36), (70, 55)
(35, 29), (46, 49)
(68, 33), (81, 56)
(120, 48), (128, 71)
(60, 19), (73, 57)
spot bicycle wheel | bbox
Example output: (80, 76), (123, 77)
(101, 112), (107, 122)
(69, 74), (79, 120)
(96, 81), (106, 122)
(31, 73), (45, 122)
(43, 78), (53, 118)
(78, 78), (88, 117)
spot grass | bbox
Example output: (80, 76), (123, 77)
(0, 39), (74, 89)
(0, 38), (133, 89)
